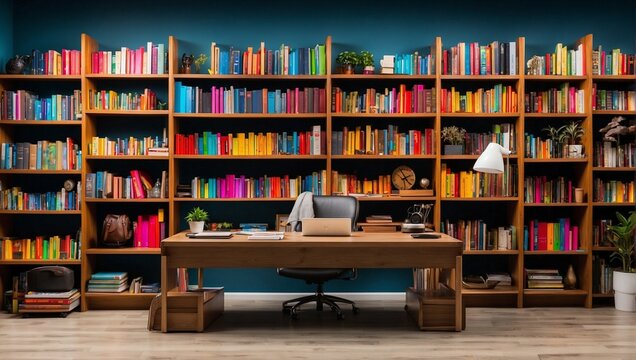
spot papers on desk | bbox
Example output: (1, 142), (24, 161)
(248, 231), (285, 240)
(186, 231), (233, 239)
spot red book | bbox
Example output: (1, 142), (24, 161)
(135, 215), (143, 247)
(140, 216), (149, 247)
(538, 222), (548, 250)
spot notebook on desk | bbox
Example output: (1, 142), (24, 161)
(186, 231), (233, 239)
(301, 218), (352, 236)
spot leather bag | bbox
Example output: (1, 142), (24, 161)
(26, 266), (74, 292)
(101, 214), (133, 247)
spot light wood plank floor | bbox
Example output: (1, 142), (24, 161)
(1, 299), (635, 359)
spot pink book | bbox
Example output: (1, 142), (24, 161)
(139, 215), (148, 247)
(219, 178), (226, 198)
(129, 170), (146, 198)
(148, 215), (157, 248)
(572, 226), (579, 250)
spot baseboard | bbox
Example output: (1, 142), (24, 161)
(224, 292), (405, 301)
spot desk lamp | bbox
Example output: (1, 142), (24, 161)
(473, 142), (511, 174)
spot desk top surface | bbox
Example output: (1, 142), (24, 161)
(162, 231), (462, 249)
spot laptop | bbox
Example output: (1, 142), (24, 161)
(301, 218), (352, 236)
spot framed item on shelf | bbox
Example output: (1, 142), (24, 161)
(276, 214), (291, 232)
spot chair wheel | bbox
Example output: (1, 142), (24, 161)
(352, 306), (360, 314)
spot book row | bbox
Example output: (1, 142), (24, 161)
(391, 52), (433, 75)
(592, 256), (614, 295)
(594, 142), (635, 168)
(523, 176), (576, 204)
(0, 90), (82, 121)
(88, 136), (167, 156)
(90, 42), (167, 75)
(331, 173), (392, 196)
(331, 127), (434, 156)
(592, 87), (636, 111)
(88, 272), (129, 293)
(85, 170), (167, 199)
(592, 179), (635, 203)
(20, 289), (80, 312)
(442, 41), (518, 75)
(1, 139), (80, 171)
(462, 123), (516, 155)
(29, 49), (82, 75)
(0, 186), (79, 211)
(131, 211), (166, 249)
(87, 89), (158, 111)
(209, 41), (326, 75)
(525, 269), (564, 289)
(592, 218), (615, 247)
(523, 134), (573, 159)
(525, 42), (586, 76)
(440, 84), (517, 113)
(592, 47), (636, 75)
(440, 220), (516, 251)
(525, 85), (585, 114)
(440, 164), (518, 198)
(175, 127), (325, 156)
(174, 83), (326, 114)
(188, 171), (327, 199)
(331, 85), (435, 114)
(524, 218), (580, 251)
(0, 235), (80, 260)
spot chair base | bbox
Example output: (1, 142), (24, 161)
(282, 284), (359, 319)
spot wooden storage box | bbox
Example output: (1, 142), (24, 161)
(405, 286), (462, 331)
(149, 288), (224, 332)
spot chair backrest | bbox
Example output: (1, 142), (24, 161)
(294, 195), (359, 232)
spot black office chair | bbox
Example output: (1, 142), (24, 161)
(277, 195), (360, 319)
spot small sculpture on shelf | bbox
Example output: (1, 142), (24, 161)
(193, 53), (208, 74)
(5, 54), (31, 74)
(600, 116), (636, 144)
(181, 53), (194, 74)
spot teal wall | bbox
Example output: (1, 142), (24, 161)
(6, 0), (636, 292)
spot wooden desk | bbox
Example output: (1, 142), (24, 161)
(160, 232), (463, 332)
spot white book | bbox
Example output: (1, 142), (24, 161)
(120, 47), (127, 75)
(509, 42), (516, 75)
(312, 125), (321, 155)
(147, 41), (152, 74)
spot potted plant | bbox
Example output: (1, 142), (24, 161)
(359, 50), (374, 74)
(441, 126), (466, 155)
(185, 207), (209, 233)
(561, 121), (584, 158)
(193, 53), (208, 74)
(542, 125), (567, 158)
(606, 210), (636, 311)
(336, 51), (358, 74)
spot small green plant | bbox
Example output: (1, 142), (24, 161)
(194, 53), (208, 73)
(542, 125), (567, 144)
(607, 211), (636, 273)
(561, 121), (584, 145)
(336, 51), (359, 66)
(441, 126), (466, 145)
(185, 207), (209, 223)
(358, 51), (374, 67)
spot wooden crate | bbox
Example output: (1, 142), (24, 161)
(405, 286), (462, 331)
(149, 288), (224, 332)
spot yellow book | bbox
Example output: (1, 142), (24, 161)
(547, 223), (554, 251)
(158, 208), (164, 223)
(440, 163), (447, 197)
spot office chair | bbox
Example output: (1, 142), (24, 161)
(277, 195), (360, 319)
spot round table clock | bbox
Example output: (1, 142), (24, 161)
(391, 165), (416, 190)
(64, 179), (76, 192)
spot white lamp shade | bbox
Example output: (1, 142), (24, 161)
(473, 143), (511, 174)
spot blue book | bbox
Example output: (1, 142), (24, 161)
(174, 82), (182, 113)
(219, 50), (229, 74)
(252, 89), (262, 113)
(91, 272), (128, 280)
(267, 92), (275, 113)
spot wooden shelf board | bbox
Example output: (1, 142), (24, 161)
(463, 250), (519, 255)
(0, 74), (81, 80)
(85, 74), (168, 79)
(524, 203), (587, 207)
(440, 75), (519, 81)
(523, 289), (587, 296)
(592, 75), (636, 81)
(357, 196), (436, 201)
(85, 198), (169, 203)
(84, 110), (169, 115)
(333, 155), (436, 159)
(0, 259), (81, 265)
(331, 74), (436, 80)
(86, 248), (160, 255)
(524, 158), (588, 163)
(174, 155), (327, 160)
(441, 197), (518, 201)
(592, 246), (616, 252)
(592, 292), (614, 298)
(0, 210), (81, 215)
(85, 155), (169, 160)
(462, 286), (519, 295)
(524, 113), (587, 118)
(173, 113), (325, 118)
(592, 202), (636, 207)
(524, 250), (588, 255)
(174, 197), (296, 202)
(442, 154), (518, 160)
(174, 74), (327, 80)
(592, 167), (635, 172)
(593, 110), (636, 115)
(0, 169), (81, 174)
(0, 120), (81, 125)
(440, 112), (519, 117)
(331, 113), (435, 118)
(524, 75), (587, 81)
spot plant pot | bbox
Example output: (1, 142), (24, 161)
(444, 145), (463, 155)
(188, 221), (205, 234)
(363, 66), (375, 75)
(574, 188), (584, 203)
(613, 270), (636, 312)
(341, 64), (355, 75)
(567, 144), (583, 158)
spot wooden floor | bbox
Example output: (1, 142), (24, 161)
(1, 299), (635, 359)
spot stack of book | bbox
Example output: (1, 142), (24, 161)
(359, 215), (399, 232)
(140, 283), (160, 293)
(87, 272), (129, 293)
(526, 269), (563, 290)
(486, 272), (512, 286)
(19, 289), (80, 313)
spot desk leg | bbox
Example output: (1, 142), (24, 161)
(455, 255), (463, 331)
(160, 256), (175, 333)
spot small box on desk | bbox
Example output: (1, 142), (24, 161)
(149, 287), (224, 332)
(405, 286), (463, 331)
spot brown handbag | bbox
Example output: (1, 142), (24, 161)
(101, 214), (133, 247)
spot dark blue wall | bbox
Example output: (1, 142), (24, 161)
(7, 0), (636, 292)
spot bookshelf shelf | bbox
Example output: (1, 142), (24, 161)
(463, 286), (519, 295)
(84, 110), (169, 116)
(592, 110), (635, 116)
(523, 289), (588, 296)
(173, 113), (326, 119)
(524, 113), (587, 118)
(0, 120), (82, 126)
(592, 167), (636, 172)
(331, 74), (436, 80)
(332, 155), (436, 160)
(524, 75), (587, 81)
(592, 246), (616, 252)
(356, 196), (437, 202)
(592, 293), (614, 298)
(174, 155), (327, 160)
(440, 75), (519, 81)
(441, 154), (518, 160)
(591, 202), (636, 207)
(524, 251), (588, 255)
(463, 250), (519, 255)
(174, 74), (328, 80)
(440, 112), (519, 118)
(524, 158), (588, 163)
(0, 260), (81, 265)
(0, 74), (82, 81)
(330, 113), (435, 118)
(85, 155), (169, 160)
(85, 74), (169, 80)
(174, 197), (296, 202)
(85, 248), (161, 255)
(84, 198), (170, 203)
(524, 203), (588, 207)
(441, 197), (518, 202)
(0, 210), (81, 215)
(0, 169), (81, 174)
(591, 75), (636, 81)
